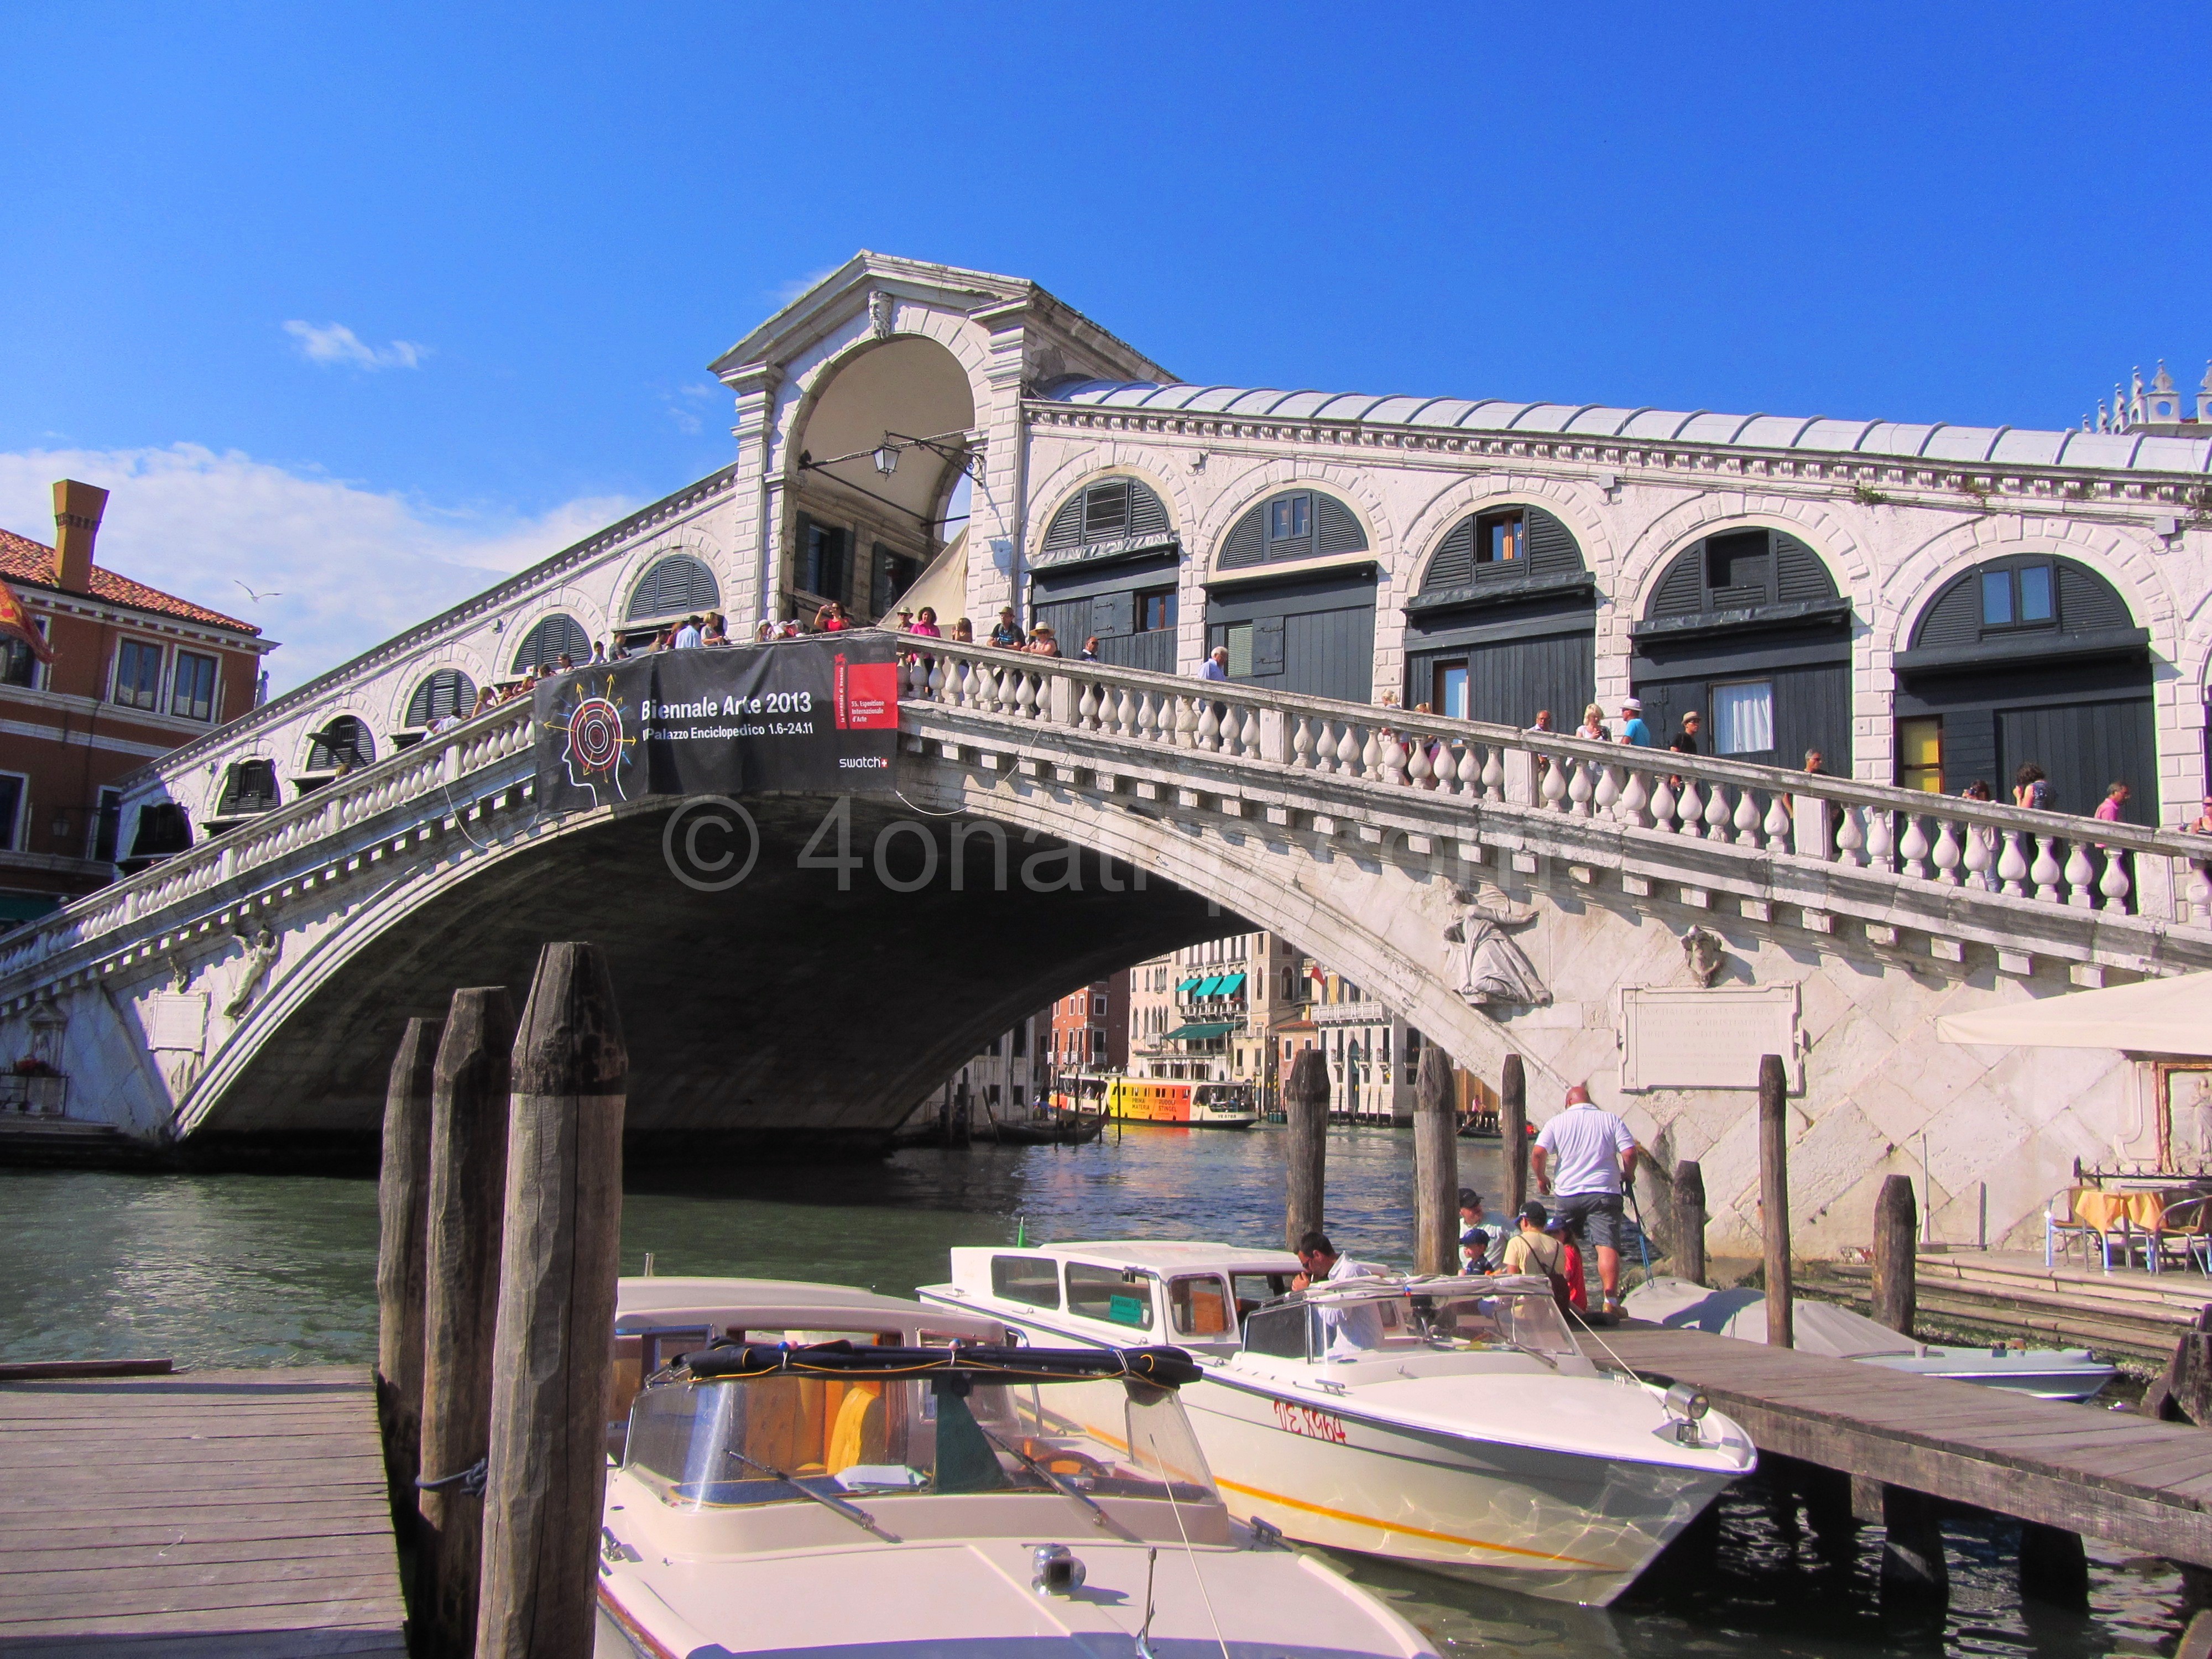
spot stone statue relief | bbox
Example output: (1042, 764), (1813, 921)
(1680, 926), (1728, 988)
(1443, 885), (1549, 1008)
(223, 927), (282, 1021)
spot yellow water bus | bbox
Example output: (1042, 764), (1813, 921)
(1054, 1072), (1260, 1128)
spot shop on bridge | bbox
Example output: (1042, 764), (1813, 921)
(1203, 487), (1376, 703)
(1401, 503), (1597, 724)
(1630, 526), (1854, 769)
(1891, 552), (2156, 820)
(1027, 475), (1181, 673)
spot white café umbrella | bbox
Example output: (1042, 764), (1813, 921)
(1936, 971), (2212, 1056)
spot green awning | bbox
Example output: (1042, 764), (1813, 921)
(1177, 976), (1203, 995)
(1191, 975), (1221, 998)
(1167, 1020), (1237, 1041)
(1215, 972), (1248, 997)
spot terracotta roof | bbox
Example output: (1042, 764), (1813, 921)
(0, 527), (259, 635)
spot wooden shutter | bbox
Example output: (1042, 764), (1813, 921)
(1042, 496), (1087, 551)
(1911, 574), (1981, 648)
(1525, 508), (1583, 578)
(513, 615), (589, 673)
(1648, 550), (1705, 618)
(1424, 519), (1476, 591)
(1316, 495), (1365, 555)
(407, 669), (477, 726)
(1128, 482), (1171, 540)
(1092, 591), (1135, 638)
(2056, 559), (2131, 630)
(1220, 505), (1266, 568)
(1081, 479), (1131, 540)
(216, 760), (281, 816)
(1772, 533), (1836, 604)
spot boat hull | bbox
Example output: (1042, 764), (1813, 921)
(1185, 1371), (1733, 1606)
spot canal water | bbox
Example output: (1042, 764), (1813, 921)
(0, 1124), (2182, 1659)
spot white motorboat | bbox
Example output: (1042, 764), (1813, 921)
(920, 1243), (1756, 1605)
(596, 1276), (1441, 1659)
(1624, 1276), (2117, 1401)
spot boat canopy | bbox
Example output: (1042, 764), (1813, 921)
(686, 1339), (1203, 1387)
(1242, 1275), (1582, 1366)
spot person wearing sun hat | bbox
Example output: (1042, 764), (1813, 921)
(1616, 698), (1652, 747)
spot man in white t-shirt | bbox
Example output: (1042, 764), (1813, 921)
(1530, 1085), (1637, 1322)
(1291, 1230), (1385, 1358)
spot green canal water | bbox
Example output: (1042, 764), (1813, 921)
(0, 1124), (2182, 1659)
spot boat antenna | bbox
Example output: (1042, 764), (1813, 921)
(1134, 1547), (1160, 1659)
(1161, 1452), (1231, 1659)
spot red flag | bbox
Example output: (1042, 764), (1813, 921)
(0, 579), (51, 664)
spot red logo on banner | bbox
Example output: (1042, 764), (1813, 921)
(834, 655), (898, 731)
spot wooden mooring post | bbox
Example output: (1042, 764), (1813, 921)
(375, 1015), (440, 1517)
(1499, 1053), (1527, 1217)
(1285, 1048), (1327, 1251)
(476, 943), (629, 1659)
(1672, 1159), (1707, 1286)
(1871, 1173), (1917, 1336)
(416, 986), (517, 1659)
(1758, 1053), (1792, 1350)
(1413, 1044), (1458, 1275)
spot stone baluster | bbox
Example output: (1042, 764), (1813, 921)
(1077, 681), (1099, 731)
(1197, 701), (1222, 752)
(1762, 792), (1792, 852)
(1174, 696), (1199, 748)
(1310, 719), (1337, 775)
(1568, 758), (1596, 817)
(1594, 764), (1623, 820)
(1899, 814), (1931, 880)
(1016, 671), (1040, 721)
(1961, 822), (1993, 889)
(2099, 847), (2132, 912)
(1730, 786), (1762, 843)
(2062, 841), (2096, 908)
(1406, 735), (1432, 789)
(1480, 748), (1504, 801)
(1337, 723), (1362, 775)
(1359, 727), (1381, 778)
(1670, 778), (1696, 834)
(1135, 691), (1159, 744)
(1238, 706), (1261, 758)
(1540, 755), (1568, 811)
(1292, 716), (1317, 770)
(1619, 768), (1651, 828)
(1454, 742), (1481, 797)
(1110, 686), (1134, 737)
(2031, 836), (2062, 903)
(1865, 808), (1896, 872)
(1704, 782), (1734, 841)
(1648, 774), (1677, 831)
(1931, 818), (1963, 885)
(1996, 831), (2028, 895)
(1835, 806), (1866, 867)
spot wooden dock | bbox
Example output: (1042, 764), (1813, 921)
(1820, 1250), (2212, 1363)
(0, 1365), (408, 1655)
(1606, 1326), (2212, 1564)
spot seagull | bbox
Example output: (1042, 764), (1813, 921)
(234, 581), (283, 603)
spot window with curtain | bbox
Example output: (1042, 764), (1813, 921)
(1710, 681), (1775, 755)
(171, 651), (218, 722)
(113, 639), (163, 710)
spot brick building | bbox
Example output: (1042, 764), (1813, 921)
(1046, 970), (1128, 1077)
(0, 482), (269, 923)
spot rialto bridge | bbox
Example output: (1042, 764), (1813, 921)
(2, 638), (2209, 1259)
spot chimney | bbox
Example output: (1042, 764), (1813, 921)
(51, 479), (107, 594)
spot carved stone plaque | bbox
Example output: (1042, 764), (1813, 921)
(146, 993), (209, 1055)
(1620, 984), (1801, 1092)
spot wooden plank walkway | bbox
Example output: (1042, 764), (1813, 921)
(0, 1365), (407, 1656)
(1604, 1326), (2212, 1563)
(1822, 1250), (2212, 1361)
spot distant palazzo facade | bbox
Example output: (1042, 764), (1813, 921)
(116, 252), (2212, 851)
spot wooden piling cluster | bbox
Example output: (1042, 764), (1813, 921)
(372, 943), (628, 1659)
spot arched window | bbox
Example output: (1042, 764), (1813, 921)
(625, 554), (722, 622)
(213, 759), (280, 817)
(511, 614), (591, 674)
(305, 716), (375, 771)
(1644, 528), (1839, 620)
(1040, 477), (1172, 556)
(405, 669), (477, 727)
(1218, 489), (1366, 569)
(1907, 554), (2133, 650)
(1420, 505), (1585, 593)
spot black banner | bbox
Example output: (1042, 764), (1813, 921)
(533, 636), (899, 811)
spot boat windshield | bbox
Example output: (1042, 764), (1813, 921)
(1240, 1276), (1582, 1364)
(624, 1372), (1218, 1511)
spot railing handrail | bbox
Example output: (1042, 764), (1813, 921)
(894, 630), (2212, 860)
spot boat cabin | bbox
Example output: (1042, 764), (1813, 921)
(930, 1242), (1303, 1357)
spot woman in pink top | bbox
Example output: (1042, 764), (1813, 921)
(909, 607), (942, 638)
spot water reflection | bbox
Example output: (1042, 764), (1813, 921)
(0, 1127), (2189, 1659)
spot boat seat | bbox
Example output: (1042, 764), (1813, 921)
(825, 1383), (886, 1475)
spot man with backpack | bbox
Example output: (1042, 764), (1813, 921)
(1530, 1084), (1637, 1324)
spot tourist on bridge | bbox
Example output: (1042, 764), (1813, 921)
(1529, 1084), (1636, 1323)
(1026, 625), (1062, 658)
(815, 602), (849, 633)
(989, 607), (1024, 649)
(702, 611), (727, 644)
(910, 607), (942, 638)
(1080, 635), (1100, 661)
(1670, 711), (1700, 755)
(952, 617), (974, 643)
(1616, 699), (1651, 746)
(1576, 703), (1609, 742)
(1200, 645), (1231, 682)
(2014, 762), (2051, 811)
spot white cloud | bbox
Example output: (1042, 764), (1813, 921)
(770, 265), (839, 307)
(282, 320), (431, 372)
(0, 445), (632, 694)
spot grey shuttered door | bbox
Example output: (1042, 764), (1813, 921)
(1997, 699), (2156, 823)
(1282, 605), (1375, 703)
(1456, 634), (1595, 729)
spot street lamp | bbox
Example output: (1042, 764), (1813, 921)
(871, 442), (899, 477)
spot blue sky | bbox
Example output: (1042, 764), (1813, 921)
(3, 4), (2205, 688)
